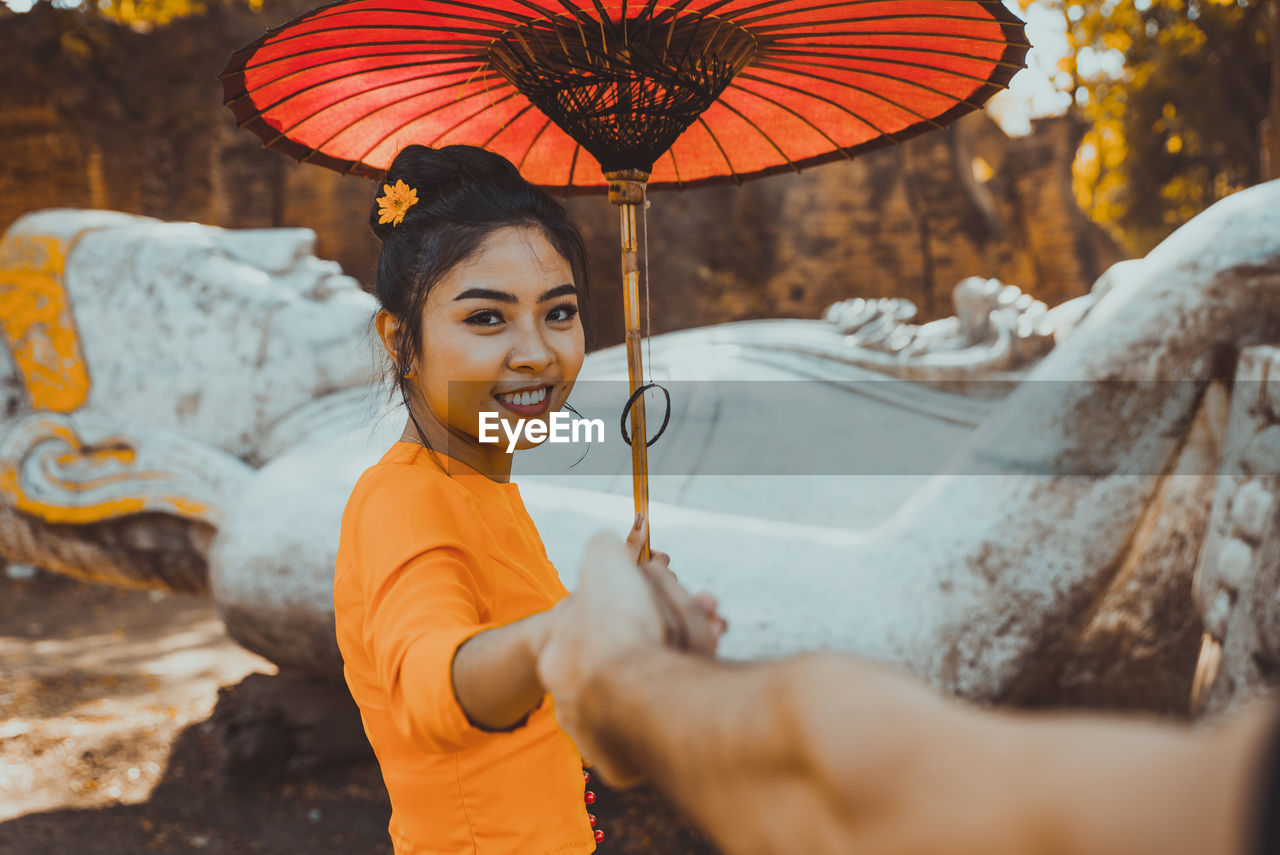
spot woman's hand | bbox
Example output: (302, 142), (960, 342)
(625, 514), (727, 656)
(623, 512), (648, 561)
(640, 554), (726, 657)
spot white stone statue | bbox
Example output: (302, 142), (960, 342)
(3, 182), (1279, 717)
(0, 209), (378, 593)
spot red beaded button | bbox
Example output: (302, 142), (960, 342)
(584, 790), (596, 805)
(588, 814), (596, 827)
(583, 771), (590, 784)
(594, 830), (605, 843)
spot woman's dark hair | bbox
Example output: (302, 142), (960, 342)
(370, 144), (592, 449)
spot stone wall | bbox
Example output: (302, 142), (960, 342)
(0, 3), (1119, 348)
(566, 111), (1122, 345)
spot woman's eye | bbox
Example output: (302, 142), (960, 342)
(465, 310), (504, 327)
(547, 302), (579, 323)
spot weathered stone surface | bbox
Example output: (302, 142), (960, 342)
(1193, 345), (1280, 714)
(0, 410), (252, 527)
(1243, 425), (1280, 476)
(0, 506), (214, 595)
(1232, 481), (1275, 543)
(209, 418), (390, 675)
(1205, 590), (1233, 640)
(1216, 539), (1257, 595)
(1011, 381), (1226, 716)
(3, 210), (380, 461)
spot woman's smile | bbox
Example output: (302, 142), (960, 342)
(494, 383), (554, 416)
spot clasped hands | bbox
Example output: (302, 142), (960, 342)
(536, 515), (726, 785)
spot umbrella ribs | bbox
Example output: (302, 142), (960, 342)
(487, 10), (760, 172)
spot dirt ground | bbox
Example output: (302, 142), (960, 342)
(0, 569), (716, 855)
(0, 569), (394, 854)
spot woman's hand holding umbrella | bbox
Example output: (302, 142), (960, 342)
(625, 514), (727, 655)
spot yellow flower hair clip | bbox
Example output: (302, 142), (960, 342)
(376, 179), (419, 227)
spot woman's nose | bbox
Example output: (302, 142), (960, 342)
(507, 323), (554, 372)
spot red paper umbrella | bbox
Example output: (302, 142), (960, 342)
(223, 0), (1028, 191)
(222, 0), (1029, 556)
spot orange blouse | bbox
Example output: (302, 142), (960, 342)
(334, 441), (597, 855)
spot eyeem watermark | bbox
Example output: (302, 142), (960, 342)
(478, 412), (605, 453)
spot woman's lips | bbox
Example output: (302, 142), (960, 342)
(493, 385), (552, 417)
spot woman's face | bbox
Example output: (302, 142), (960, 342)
(408, 224), (585, 461)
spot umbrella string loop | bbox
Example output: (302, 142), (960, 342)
(620, 382), (671, 449)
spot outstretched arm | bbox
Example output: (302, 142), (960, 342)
(538, 533), (1277, 855)
(453, 514), (680, 732)
(450, 611), (552, 731)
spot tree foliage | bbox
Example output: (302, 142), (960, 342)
(98, 0), (220, 27)
(21, 0), (263, 28)
(1059, 0), (1273, 254)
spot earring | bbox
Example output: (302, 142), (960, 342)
(402, 365), (415, 379)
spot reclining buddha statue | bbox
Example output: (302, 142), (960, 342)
(3, 181), (1279, 720)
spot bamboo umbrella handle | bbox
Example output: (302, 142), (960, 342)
(607, 170), (651, 563)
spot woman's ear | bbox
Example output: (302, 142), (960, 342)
(375, 310), (406, 374)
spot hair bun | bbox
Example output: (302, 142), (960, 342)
(369, 145), (524, 241)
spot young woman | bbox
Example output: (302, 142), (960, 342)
(333, 143), (720, 855)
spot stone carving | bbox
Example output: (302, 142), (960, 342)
(0, 410), (247, 527)
(1190, 345), (1280, 714)
(0, 209), (379, 461)
(0, 210), (377, 591)
(2, 180), (1280, 719)
(821, 276), (1065, 380)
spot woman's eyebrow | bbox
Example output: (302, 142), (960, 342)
(538, 284), (577, 301)
(452, 284), (576, 303)
(454, 288), (517, 303)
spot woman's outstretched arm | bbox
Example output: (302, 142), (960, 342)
(450, 612), (553, 731)
(538, 532), (1278, 855)
(450, 513), (658, 732)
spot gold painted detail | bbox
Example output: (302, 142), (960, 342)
(0, 412), (245, 525)
(0, 232), (91, 412)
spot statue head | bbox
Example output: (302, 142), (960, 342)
(0, 210), (380, 462)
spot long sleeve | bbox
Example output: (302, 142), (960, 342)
(350, 468), (502, 754)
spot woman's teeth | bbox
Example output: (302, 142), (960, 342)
(498, 387), (547, 407)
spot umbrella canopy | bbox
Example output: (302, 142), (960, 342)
(222, 0), (1030, 193)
